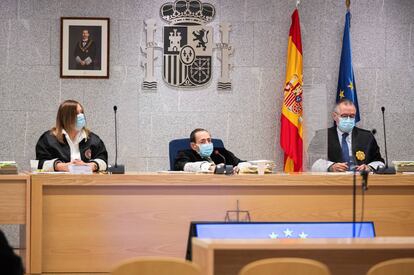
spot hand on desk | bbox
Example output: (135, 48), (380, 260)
(329, 162), (372, 172)
(329, 162), (349, 172)
(355, 164), (371, 172)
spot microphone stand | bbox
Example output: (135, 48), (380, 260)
(352, 166), (357, 238)
(108, 105), (125, 174)
(214, 150), (233, 175)
(376, 106), (396, 174)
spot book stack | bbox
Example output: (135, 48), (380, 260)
(0, 161), (18, 174)
(393, 161), (414, 173)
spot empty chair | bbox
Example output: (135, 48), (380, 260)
(239, 257), (331, 275)
(111, 256), (201, 275)
(367, 258), (414, 275)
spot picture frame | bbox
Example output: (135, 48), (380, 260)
(60, 17), (110, 78)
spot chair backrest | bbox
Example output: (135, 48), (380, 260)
(111, 256), (201, 275)
(367, 258), (414, 275)
(238, 257), (331, 275)
(169, 138), (224, 170)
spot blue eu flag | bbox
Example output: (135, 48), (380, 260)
(337, 11), (360, 123)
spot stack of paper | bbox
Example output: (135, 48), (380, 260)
(0, 161), (18, 174)
(393, 161), (414, 172)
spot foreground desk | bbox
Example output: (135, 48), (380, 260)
(0, 174), (30, 272)
(192, 237), (414, 275)
(30, 173), (414, 273)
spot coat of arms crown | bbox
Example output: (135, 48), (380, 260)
(160, 0), (215, 25)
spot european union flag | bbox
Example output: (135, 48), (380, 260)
(337, 11), (360, 122)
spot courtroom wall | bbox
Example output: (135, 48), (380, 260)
(0, 0), (413, 172)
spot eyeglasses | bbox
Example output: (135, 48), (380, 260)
(336, 113), (356, 119)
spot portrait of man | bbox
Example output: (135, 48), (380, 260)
(73, 29), (96, 70)
(61, 17), (109, 78)
(68, 26), (102, 71)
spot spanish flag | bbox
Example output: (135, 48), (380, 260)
(280, 9), (303, 172)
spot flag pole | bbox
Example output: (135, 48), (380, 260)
(346, 0), (350, 10)
(296, 0), (301, 8)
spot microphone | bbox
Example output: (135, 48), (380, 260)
(214, 150), (226, 164)
(213, 149), (233, 175)
(376, 106), (396, 174)
(108, 105), (125, 174)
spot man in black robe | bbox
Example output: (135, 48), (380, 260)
(174, 128), (244, 172)
(73, 29), (96, 70)
(309, 99), (384, 172)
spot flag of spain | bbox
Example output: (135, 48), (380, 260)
(280, 9), (303, 172)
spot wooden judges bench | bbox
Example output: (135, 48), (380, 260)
(1, 173), (414, 274)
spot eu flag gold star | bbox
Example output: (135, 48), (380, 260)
(339, 90), (345, 98)
(348, 82), (354, 90)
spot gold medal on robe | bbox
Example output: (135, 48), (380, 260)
(356, 151), (365, 161)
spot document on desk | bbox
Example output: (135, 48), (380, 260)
(157, 171), (196, 174)
(68, 164), (93, 174)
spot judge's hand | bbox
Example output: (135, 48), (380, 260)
(329, 162), (349, 172)
(55, 162), (71, 172)
(72, 159), (86, 165)
(55, 160), (84, 172)
(356, 164), (371, 172)
(73, 159), (97, 172)
(80, 60), (86, 66)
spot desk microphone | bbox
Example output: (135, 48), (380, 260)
(108, 105), (125, 174)
(376, 106), (396, 174)
(214, 150), (233, 174)
(214, 150), (226, 164)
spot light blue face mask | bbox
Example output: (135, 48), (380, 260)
(76, 113), (86, 131)
(338, 117), (355, 133)
(198, 143), (214, 158)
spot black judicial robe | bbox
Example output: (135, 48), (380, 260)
(73, 39), (97, 70)
(174, 147), (243, 171)
(35, 130), (108, 170)
(0, 230), (24, 275)
(310, 126), (384, 165)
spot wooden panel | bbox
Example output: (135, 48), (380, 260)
(30, 173), (414, 273)
(0, 174), (30, 274)
(193, 238), (414, 275)
(0, 176), (28, 224)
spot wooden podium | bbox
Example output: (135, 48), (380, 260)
(192, 238), (414, 275)
(29, 173), (414, 273)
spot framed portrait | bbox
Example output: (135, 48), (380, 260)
(60, 17), (110, 78)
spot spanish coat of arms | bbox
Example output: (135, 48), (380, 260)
(141, 0), (234, 90)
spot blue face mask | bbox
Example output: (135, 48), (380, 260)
(76, 113), (86, 131)
(198, 143), (214, 158)
(338, 117), (355, 133)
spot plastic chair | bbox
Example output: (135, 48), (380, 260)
(367, 258), (414, 275)
(238, 257), (331, 275)
(169, 138), (224, 170)
(111, 256), (201, 275)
